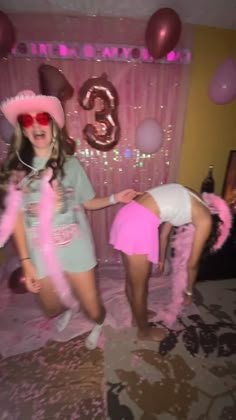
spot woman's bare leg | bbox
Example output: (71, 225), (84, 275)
(37, 276), (73, 331)
(67, 269), (106, 349)
(122, 252), (167, 342)
(122, 254), (156, 324)
(67, 269), (105, 323)
(38, 276), (66, 317)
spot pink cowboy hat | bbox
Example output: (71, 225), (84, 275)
(202, 192), (232, 251)
(0, 90), (65, 128)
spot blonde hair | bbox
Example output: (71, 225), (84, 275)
(1, 118), (67, 192)
(7, 123), (24, 160)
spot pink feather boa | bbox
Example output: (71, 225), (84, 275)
(38, 169), (78, 310)
(202, 192), (232, 251)
(0, 183), (22, 247)
(159, 224), (195, 327)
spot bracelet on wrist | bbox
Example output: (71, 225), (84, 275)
(109, 193), (117, 205)
(20, 257), (30, 262)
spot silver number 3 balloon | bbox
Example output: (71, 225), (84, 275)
(78, 73), (120, 151)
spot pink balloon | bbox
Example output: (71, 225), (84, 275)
(136, 119), (163, 154)
(209, 59), (236, 105)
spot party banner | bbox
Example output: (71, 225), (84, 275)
(11, 41), (192, 64)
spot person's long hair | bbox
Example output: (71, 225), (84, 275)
(0, 118), (69, 209)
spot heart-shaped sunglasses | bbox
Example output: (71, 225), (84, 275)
(18, 113), (51, 128)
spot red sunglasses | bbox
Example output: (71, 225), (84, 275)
(18, 113), (51, 128)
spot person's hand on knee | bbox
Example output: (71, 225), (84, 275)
(24, 277), (41, 293)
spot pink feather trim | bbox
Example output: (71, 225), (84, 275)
(38, 169), (78, 310)
(159, 224), (195, 327)
(202, 193), (232, 251)
(0, 183), (22, 247)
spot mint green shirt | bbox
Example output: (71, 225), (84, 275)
(22, 156), (97, 278)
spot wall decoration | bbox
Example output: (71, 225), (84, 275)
(79, 73), (120, 151)
(10, 41), (192, 64)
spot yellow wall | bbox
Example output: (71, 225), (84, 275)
(177, 26), (236, 194)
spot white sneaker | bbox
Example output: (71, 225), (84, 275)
(85, 323), (103, 350)
(56, 309), (73, 332)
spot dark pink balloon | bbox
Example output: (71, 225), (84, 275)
(38, 64), (74, 102)
(209, 59), (236, 105)
(38, 64), (76, 154)
(145, 8), (182, 60)
(0, 11), (16, 58)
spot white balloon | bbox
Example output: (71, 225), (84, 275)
(136, 118), (163, 154)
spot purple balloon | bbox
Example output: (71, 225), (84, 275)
(136, 118), (163, 154)
(209, 59), (236, 105)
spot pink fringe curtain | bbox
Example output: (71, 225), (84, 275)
(0, 14), (194, 264)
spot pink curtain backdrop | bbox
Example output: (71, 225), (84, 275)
(0, 14), (194, 264)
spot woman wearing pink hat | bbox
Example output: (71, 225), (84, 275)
(0, 90), (138, 349)
(110, 183), (232, 341)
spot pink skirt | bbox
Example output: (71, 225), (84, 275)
(110, 201), (161, 263)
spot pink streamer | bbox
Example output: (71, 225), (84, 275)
(38, 169), (78, 310)
(0, 183), (22, 247)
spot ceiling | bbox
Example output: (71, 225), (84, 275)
(1, 0), (236, 30)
